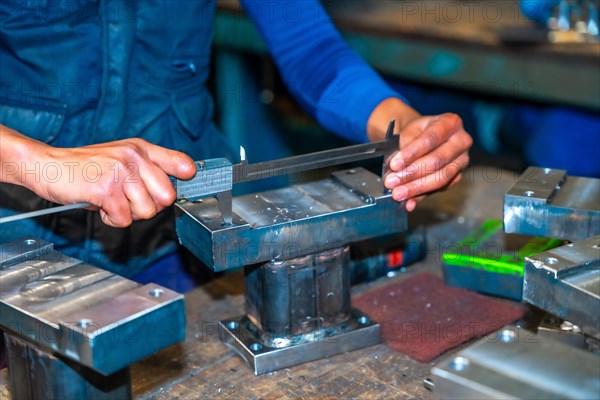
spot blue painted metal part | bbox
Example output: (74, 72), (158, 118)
(443, 264), (523, 301)
(213, 9), (600, 111)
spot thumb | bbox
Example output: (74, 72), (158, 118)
(145, 145), (196, 180)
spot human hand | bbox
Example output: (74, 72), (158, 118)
(1, 126), (195, 227)
(367, 99), (472, 211)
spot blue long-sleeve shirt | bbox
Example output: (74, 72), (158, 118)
(243, 1), (402, 142)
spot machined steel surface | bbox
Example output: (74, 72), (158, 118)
(176, 167), (407, 271)
(432, 326), (600, 400)
(0, 238), (186, 375)
(219, 311), (380, 375)
(245, 247), (351, 346)
(504, 167), (600, 240)
(523, 236), (600, 340)
(176, 138), (401, 374)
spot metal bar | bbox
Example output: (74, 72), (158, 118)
(232, 136), (398, 184)
(0, 202), (90, 224)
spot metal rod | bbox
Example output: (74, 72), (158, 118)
(0, 202), (90, 224)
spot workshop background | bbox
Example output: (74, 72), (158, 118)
(210, 0), (600, 179)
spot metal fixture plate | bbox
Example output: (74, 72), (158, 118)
(432, 326), (600, 399)
(0, 238), (186, 375)
(504, 167), (600, 240)
(176, 167), (407, 271)
(523, 235), (600, 339)
(219, 311), (380, 375)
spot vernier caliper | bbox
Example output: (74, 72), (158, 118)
(0, 121), (397, 225)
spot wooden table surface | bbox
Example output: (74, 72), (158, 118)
(0, 167), (518, 399)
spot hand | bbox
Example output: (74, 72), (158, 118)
(367, 99), (472, 211)
(1, 125), (196, 227)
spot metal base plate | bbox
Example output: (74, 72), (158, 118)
(219, 310), (380, 375)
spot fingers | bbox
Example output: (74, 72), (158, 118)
(404, 172), (463, 212)
(386, 133), (470, 186)
(389, 153), (468, 201)
(136, 158), (178, 208)
(72, 139), (196, 227)
(390, 113), (463, 171)
(93, 181), (132, 228)
(382, 112), (471, 209)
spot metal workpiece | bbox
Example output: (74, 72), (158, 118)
(219, 311), (380, 376)
(523, 236), (600, 340)
(219, 247), (380, 375)
(504, 167), (600, 240)
(176, 167), (407, 271)
(432, 326), (600, 400)
(245, 247), (351, 346)
(0, 238), (186, 399)
(176, 136), (401, 374)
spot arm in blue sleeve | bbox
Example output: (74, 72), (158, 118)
(240, 0), (406, 143)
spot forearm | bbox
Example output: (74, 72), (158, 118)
(0, 123), (196, 227)
(0, 124), (48, 190)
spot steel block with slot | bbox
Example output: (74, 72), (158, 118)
(523, 236), (600, 340)
(504, 167), (600, 240)
(0, 238), (185, 400)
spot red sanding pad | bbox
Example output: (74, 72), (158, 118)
(353, 272), (525, 362)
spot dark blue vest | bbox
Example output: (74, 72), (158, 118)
(0, 0), (233, 275)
